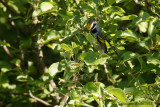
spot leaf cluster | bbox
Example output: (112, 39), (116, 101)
(0, 0), (160, 107)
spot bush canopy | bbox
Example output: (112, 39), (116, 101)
(0, 0), (160, 107)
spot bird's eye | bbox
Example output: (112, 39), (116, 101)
(91, 28), (97, 33)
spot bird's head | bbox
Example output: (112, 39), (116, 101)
(86, 20), (98, 34)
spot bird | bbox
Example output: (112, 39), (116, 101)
(86, 20), (107, 53)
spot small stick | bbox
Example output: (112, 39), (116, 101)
(103, 63), (109, 74)
(2, 41), (14, 59)
(29, 90), (52, 106)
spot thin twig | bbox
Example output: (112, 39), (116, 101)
(103, 63), (109, 80)
(29, 90), (52, 106)
(2, 40), (14, 59)
(103, 63), (109, 74)
(0, 0), (25, 72)
(60, 93), (69, 107)
(103, 63), (111, 83)
(8, 14), (25, 72)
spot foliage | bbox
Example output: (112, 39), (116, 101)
(0, 0), (160, 107)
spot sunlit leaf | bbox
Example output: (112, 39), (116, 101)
(156, 35), (160, 43)
(120, 15), (137, 20)
(114, 30), (140, 42)
(8, 84), (16, 89)
(83, 82), (105, 97)
(48, 62), (62, 77)
(0, 40), (11, 47)
(58, 10), (73, 20)
(72, 42), (80, 55)
(118, 51), (138, 65)
(106, 86), (126, 103)
(17, 75), (33, 82)
(138, 21), (148, 33)
(147, 56), (160, 65)
(40, 2), (53, 12)
(104, 6), (125, 16)
(32, 9), (41, 17)
(155, 76), (160, 84)
(116, 0), (128, 3)
(60, 43), (72, 51)
(148, 18), (156, 37)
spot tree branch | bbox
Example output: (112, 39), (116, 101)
(32, 34), (48, 74)
(31, 12), (60, 104)
(29, 90), (52, 106)
(60, 93), (69, 106)
(8, 14), (26, 72)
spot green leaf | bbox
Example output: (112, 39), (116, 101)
(83, 51), (109, 65)
(124, 87), (143, 96)
(40, 2), (54, 12)
(127, 100), (155, 107)
(81, 3), (96, 14)
(148, 18), (156, 37)
(114, 30), (140, 42)
(17, 75), (33, 82)
(48, 62), (62, 77)
(120, 15), (137, 20)
(137, 54), (144, 70)
(32, 2), (57, 17)
(138, 22), (148, 33)
(104, 6), (125, 16)
(116, 0), (128, 3)
(41, 30), (60, 44)
(106, 86), (126, 103)
(156, 35), (160, 43)
(58, 10), (73, 20)
(63, 66), (74, 81)
(155, 76), (160, 84)
(107, 0), (116, 5)
(120, 51), (136, 62)
(32, 9), (41, 17)
(60, 43), (72, 51)
(0, 61), (12, 69)
(72, 42), (80, 55)
(140, 12), (150, 20)
(84, 32), (96, 44)
(0, 40), (11, 47)
(8, 84), (16, 90)
(83, 82), (105, 97)
(147, 56), (160, 65)
(131, 12), (150, 27)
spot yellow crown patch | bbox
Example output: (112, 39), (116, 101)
(86, 22), (92, 30)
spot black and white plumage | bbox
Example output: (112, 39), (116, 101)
(86, 20), (107, 53)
